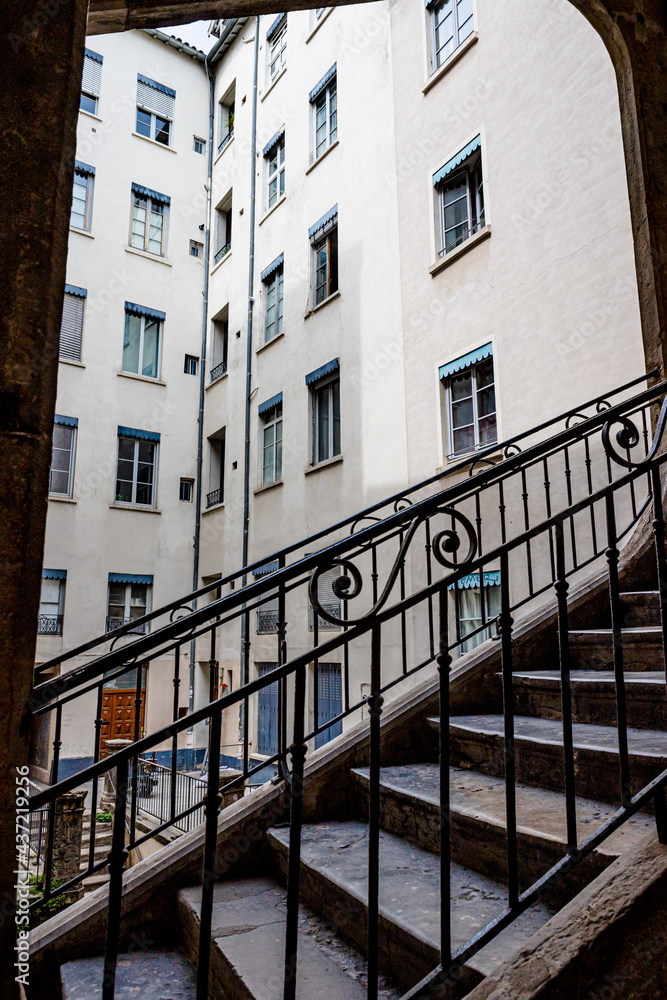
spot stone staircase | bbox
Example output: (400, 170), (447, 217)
(80, 815), (112, 893)
(59, 590), (667, 999)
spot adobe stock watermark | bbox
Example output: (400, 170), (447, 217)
(14, 766), (31, 988)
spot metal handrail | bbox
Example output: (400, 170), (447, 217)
(213, 241), (231, 265)
(27, 380), (667, 1000)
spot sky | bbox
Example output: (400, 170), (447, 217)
(160, 20), (217, 53)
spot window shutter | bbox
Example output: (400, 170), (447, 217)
(82, 54), (102, 97)
(318, 567), (340, 615)
(59, 294), (84, 362)
(137, 80), (174, 119)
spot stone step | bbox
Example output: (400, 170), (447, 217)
(178, 877), (398, 1000)
(60, 950), (196, 999)
(620, 592), (661, 628)
(81, 873), (109, 890)
(430, 715), (667, 802)
(266, 820), (555, 996)
(507, 670), (667, 730)
(569, 627), (665, 671)
(349, 764), (653, 901)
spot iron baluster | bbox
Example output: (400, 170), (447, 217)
(102, 754), (129, 1000)
(44, 702), (63, 901)
(521, 467), (534, 595)
(498, 481), (507, 545)
(278, 561), (288, 777)
(437, 589), (452, 964)
(543, 457), (556, 581)
(284, 663), (307, 1000)
(371, 542), (379, 606)
(563, 446), (578, 569)
(605, 493), (631, 809)
(367, 624), (383, 1000)
(196, 706), (223, 1000)
(499, 552), (519, 907)
(89, 683), (106, 870)
(425, 519), (435, 660)
(130, 664), (143, 841)
(555, 520), (577, 854)
(651, 465), (667, 687)
(242, 609), (251, 780)
(583, 435), (598, 556)
(399, 528), (408, 675)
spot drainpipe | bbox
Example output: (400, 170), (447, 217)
(188, 51), (215, 717)
(240, 18), (260, 698)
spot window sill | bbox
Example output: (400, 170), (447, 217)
(429, 225), (491, 276)
(205, 370), (229, 390)
(202, 501), (225, 514)
(48, 495), (77, 504)
(131, 131), (177, 154)
(253, 479), (283, 495)
(422, 31), (479, 95)
(258, 194), (286, 226)
(109, 503), (161, 514)
(214, 135), (235, 166)
(257, 330), (284, 354)
(438, 444), (502, 473)
(117, 370), (166, 386)
(305, 288), (341, 319)
(59, 357), (85, 368)
(125, 246), (172, 266)
(70, 226), (95, 239)
(305, 453), (343, 475)
(306, 6), (334, 42)
(261, 65), (287, 103)
(305, 139), (339, 175)
(79, 109), (103, 122)
(211, 250), (232, 276)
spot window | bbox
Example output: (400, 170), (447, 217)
(190, 240), (203, 258)
(106, 574), (152, 633)
(267, 15), (287, 81)
(210, 309), (229, 381)
(81, 48), (102, 114)
(257, 662), (279, 755)
(218, 86), (235, 153)
(309, 566), (341, 631)
(308, 363), (341, 465)
(122, 304), (163, 379)
(452, 573), (500, 654)
(260, 395), (282, 486)
(184, 354), (199, 375)
(309, 206), (338, 307)
(441, 346), (496, 457)
(314, 663), (342, 748)
(434, 136), (484, 256)
(256, 591), (279, 633)
(214, 192), (232, 265)
(310, 66), (337, 160)
(179, 478), (194, 502)
(194, 136), (206, 154)
(59, 285), (86, 363)
(262, 256), (284, 343)
(115, 429), (159, 506)
(430, 0), (474, 72)
(130, 184), (169, 256)
(207, 430), (225, 507)
(39, 571), (66, 635)
(136, 74), (175, 146)
(71, 161), (94, 231)
(264, 132), (285, 210)
(49, 416), (77, 497)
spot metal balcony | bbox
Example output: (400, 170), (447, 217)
(213, 241), (231, 265)
(105, 616), (150, 635)
(37, 614), (63, 635)
(206, 489), (223, 508)
(209, 360), (227, 383)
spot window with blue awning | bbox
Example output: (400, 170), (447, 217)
(131, 182), (171, 206)
(309, 63), (336, 103)
(261, 253), (284, 282)
(448, 571), (500, 590)
(308, 204), (338, 242)
(108, 573), (153, 585)
(439, 343), (492, 381)
(258, 392), (283, 415)
(306, 358), (339, 385)
(42, 569), (67, 580)
(54, 415), (78, 428)
(117, 426), (160, 443)
(253, 560), (279, 577)
(124, 302), (166, 322)
(433, 135), (481, 187)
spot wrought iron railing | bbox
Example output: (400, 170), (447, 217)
(217, 127), (234, 153)
(27, 372), (667, 1000)
(135, 757), (206, 833)
(213, 241), (231, 265)
(440, 217), (486, 257)
(209, 359), (227, 382)
(206, 488), (223, 508)
(37, 614), (63, 635)
(105, 616), (149, 635)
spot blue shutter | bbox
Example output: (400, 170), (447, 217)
(315, 664), (342, 749)
(257, 662), (279, 755)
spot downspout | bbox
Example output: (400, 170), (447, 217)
(188, 51), (215, 717)
(240, 18), (260, 698)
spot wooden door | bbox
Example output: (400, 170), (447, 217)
(100, 689), (146, 756)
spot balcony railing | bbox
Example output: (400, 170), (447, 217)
(37, 614), (63, 635)
(105, 616), (150, 635)
(217, 127), (234, 154)
(439, 218), (486, 257)
(206, 489), (223, 508)
(214, 241), (231, 266)
(209, 360), (227, 383)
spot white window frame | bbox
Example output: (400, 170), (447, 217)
(193, 136), (206, 154)
(430, 0), (475, 72)
(115, 435), (158, 507)
(437, 154), (484, 257)
(106, 581), (152, 632)
(264, 266), (284, 343)
(444, 355), (496, 459)
(311, 377), (341, 465)
(59, 292), (85, 363)
(312, 75), (337, 161)
(261, 401), (283, 486)
(269, 23), (287, 81)
(184, 354), (198, 375)
(266, 135), (285, 210)
(179, 478), (194, 502)
(71, 172), (93, 231)
(122, 311), (163, 380)
(80, 51), (102, 115)
(454, 580), (500, 654)
(312, 224), (338, 306)
(49, 421), (77, 497)
(135, 80), (174, 147)
(190, 240), (204, 258)
(130, 192), (168, 256)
